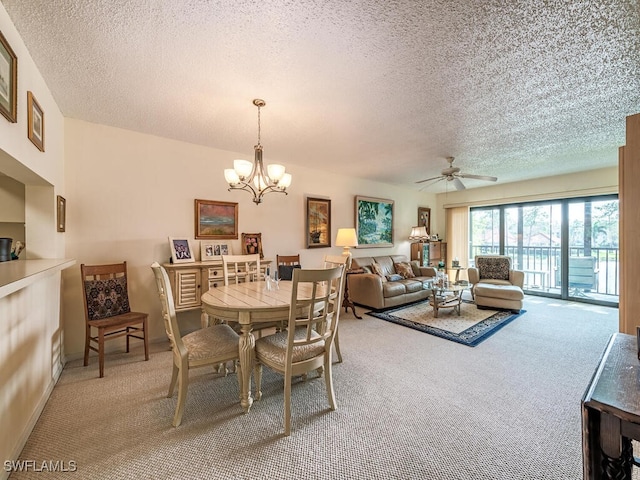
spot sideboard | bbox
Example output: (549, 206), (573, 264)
(162, 260), (272, 312)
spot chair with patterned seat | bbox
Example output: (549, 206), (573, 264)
(80, 261), (149, 378)
(276, 254), (301, 281)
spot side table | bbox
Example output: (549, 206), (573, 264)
(343, 269), (364, 319)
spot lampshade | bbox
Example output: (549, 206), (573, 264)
(335, 228), (358, 256)
(409, 226), (429, 240)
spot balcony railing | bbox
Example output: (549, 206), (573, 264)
(470, 245), (619, 298)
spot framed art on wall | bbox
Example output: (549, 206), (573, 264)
(27, 91), (44, 151)
(306, 196), (331, 248)
(56, 195), (66, 232)
(0, 30), (17, 123)
(241, 233), (263, 259)
(418, 207), (431, 235)
(355, 195), (394, 248)
(195, 199), (238, 239)
(200, 241), (233, 261)
(168, 237), (195, 264)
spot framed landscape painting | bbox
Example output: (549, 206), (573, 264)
(195, 199), (238, 239)
(306, 196), (331, 248)
(355, 195), (394, 248)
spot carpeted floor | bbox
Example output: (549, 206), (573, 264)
(366, 299), (526, 346)
(8, 295), (624, 479)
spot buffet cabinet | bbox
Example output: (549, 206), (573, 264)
(410, 241), (447, 267)
(162, 260), (272, 312)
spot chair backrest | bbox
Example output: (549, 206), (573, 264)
(222, 254), (261, 285)
(150, 262), (187, 360)
(81, 261), (132, 321)
(277, 254), (301, 280)
(286, 266), (345, 367)
(568, 256), (597, 288)
(323, 254), (352, 271)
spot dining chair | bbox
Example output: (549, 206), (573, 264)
(276, 254), (301, 281)
(151, 262), (240, 427)
(80, 261), (149, 378)
(222, 254), (261, 285)
(323, 254), (352, 363)
(253, 265), (346, 436)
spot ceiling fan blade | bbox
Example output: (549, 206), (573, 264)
(459, 173), (498, 182)
(453, 177), (466, 190)
(415, 175), (444, 184)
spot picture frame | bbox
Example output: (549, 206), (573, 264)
(194, 199), (238, 239)
(27, 91), (44, 152)
(306, 196), (331, 248)
(168, 237), (195, 264)
(418, 207), (431, 236)
(241, 232), (263, 259)
(355, 195), (394, 248)
(200, 241), (233, 261)
(56, 195), (66, 232)
(0, 30), (17, 123)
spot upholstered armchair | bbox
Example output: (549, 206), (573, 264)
(468, 255), (525, 312)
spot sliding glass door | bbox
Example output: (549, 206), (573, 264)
(470, 195), (618, 307)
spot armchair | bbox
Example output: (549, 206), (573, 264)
(468, 255), (524, 313)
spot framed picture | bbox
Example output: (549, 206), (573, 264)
(200, 241), (233, 261)
(168, 237), (195, 264)
(241, 232), (263, 259)
(194, 199), (238, 239)
(418, 207), (431, 236)
(306, 196), (331, 248)
(56, 195), (66, 232)
(355, 195), (394, 248)
(0, 30), (17, 123)
(27, 91), (44, 151)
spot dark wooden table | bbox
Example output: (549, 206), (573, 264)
(343, 269), (363, 319)
(582, 333), (640, 479)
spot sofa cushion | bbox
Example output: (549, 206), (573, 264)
(477, 256), (511, 281)
(400, 279), (424, 293)
(382, 282), (406, 298)
(394, 262), (415, 279)
(370, 262), (387, 282)
(475, 284), (524, 301)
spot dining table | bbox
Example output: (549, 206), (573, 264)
(200, 279), (322, 413)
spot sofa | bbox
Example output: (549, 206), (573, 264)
(467, 255), (525, 313)
(348, 255), (437, 310)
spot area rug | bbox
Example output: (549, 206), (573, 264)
(366, 300), (525, 347)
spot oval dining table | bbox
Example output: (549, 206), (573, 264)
(200, 280), (320, 413)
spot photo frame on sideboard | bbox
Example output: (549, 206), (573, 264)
(200, 241), (233, 261)
(241, 232), (263, 259)
(168, 237), (195, 264)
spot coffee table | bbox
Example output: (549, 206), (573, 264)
(427, 282), (470, 318)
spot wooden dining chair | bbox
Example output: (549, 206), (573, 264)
(80, 261), (150, 378)
(323, 254), (352, 363)
(151, 263), (240, 427)
(276, 254), (301, 281)
(253, 265), (346, 436)
(222, 254), (261, 285)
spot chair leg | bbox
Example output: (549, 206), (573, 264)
(143, 317), (150, 361)
(126, 326), (130, 353)
(334, 328), (343, 363)
(168, 364), (179, 397)
(324, 354), (337, 411)
(253, 363), (262, 401)
(98, 328), (105, 378)
(173, 366), (189, 427)
(284, 374), (292, 436)
(83, 325), (90, 367)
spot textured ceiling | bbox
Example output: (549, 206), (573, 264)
(2, 0), (639, 191)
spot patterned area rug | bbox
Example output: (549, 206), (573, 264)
(366, 300), (525, 347)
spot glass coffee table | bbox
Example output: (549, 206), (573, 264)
(426, 282), (470, 318)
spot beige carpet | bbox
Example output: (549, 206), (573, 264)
(8, 296), (622, 479)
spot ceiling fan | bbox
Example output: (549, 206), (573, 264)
(415, 156), (498, 190)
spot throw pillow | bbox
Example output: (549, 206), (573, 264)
(370, 262), (387, 282)
(394, 262), (415, 279)
(84, 276), (131, 320)
(477, 257), (511, 280)
(386, 274), (404, 282)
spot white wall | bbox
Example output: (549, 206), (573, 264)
(62, 118), (437, 355)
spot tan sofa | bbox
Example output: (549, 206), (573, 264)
(348, 255), (437, 310)
(468, 255), (524, 313)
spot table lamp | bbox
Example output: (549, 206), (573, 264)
(409, 226), (429, 266)
(335, 228), (358, 256)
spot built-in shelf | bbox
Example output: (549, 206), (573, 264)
(0, 259), (76, 298)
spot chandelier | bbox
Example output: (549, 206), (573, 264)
(224, 99), (292, 205)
